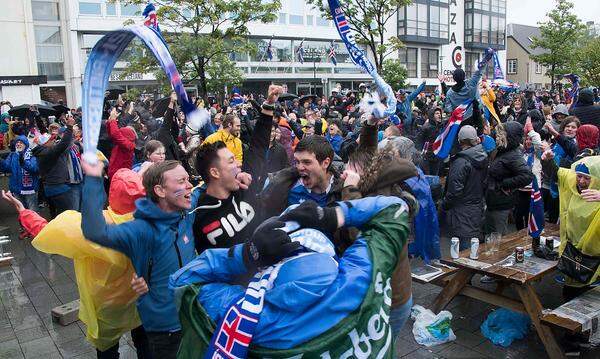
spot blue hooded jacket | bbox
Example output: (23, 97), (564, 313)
(444, 66), (486, 120)
(396, 81), (426, 128)
(81, 176), (197, 332)
(169, 196), (408, 349)
(0, 135), (39, 194)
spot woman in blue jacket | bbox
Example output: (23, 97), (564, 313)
(0, 135), (39, 211)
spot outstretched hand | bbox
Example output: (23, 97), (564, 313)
(1, 190), (25, 213)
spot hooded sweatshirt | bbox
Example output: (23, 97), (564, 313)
(0, 135), (39, 194)
(107, 119), (137, 179)
(569, 88), (600, 128)
(81, 176), (196, 332)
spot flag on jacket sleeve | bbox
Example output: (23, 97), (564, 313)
(432, 99), (473, 159)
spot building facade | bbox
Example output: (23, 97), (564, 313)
(0, 0), (507, 107)
(505, 23), (551, 89)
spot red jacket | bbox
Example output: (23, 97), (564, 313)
(106, 119), (136, 179)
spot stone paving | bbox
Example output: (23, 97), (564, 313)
(1, 208), (599, 358)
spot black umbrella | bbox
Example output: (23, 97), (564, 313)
(8, 104), (57, 118)
(278, 93), (299, 102)
(53, 104), (70, 115)
(152, 96), (171, 118)
(106, 85), (126, 100)
(299, 94), (318, 104)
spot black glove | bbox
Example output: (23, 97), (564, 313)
(18, 152), (25, 166)
(279, 200), (339, 235)
(243, 219), (301, 269)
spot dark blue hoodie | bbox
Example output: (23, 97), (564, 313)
(0, 135), (39, 194)
(81, 176), (196, 332)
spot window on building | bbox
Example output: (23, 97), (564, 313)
(507, 59), (517, 74)
(79, 2), (101, 15)
(306, 15), (314, 26)
(465, 52), (479, 78)
(278, 12), (287, 24)
(34, 26), (64, 81)
(535, 62), (542, 74)
(481, 15), (489, 43)
(106, 1), (117, 16)
(121, 4), (139, 16)
(406, 3), (427, 36)
(250, 38), (292, 62)
(32, 1), (59, 20)
(429, 5), (449, 39)
(316, 17), (329, 27)
(398, 47), (418, 77)
(474, 0), (490, 11)
(421, 48), (439, 78)
(491, 0), (506, 13)
(289, 15), (303, 25)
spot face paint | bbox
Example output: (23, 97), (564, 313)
(174, 189), (187, 197)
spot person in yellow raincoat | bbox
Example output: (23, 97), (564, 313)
(2, 166), (151, 358)
(541, 153), (600, 301)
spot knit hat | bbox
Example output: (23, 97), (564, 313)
(452, 68), (465, 83)
(458, 125), (478, 142)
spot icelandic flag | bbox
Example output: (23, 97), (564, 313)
(212, 304), (257, 358)
(328, 41), (337, 66)
(231, 87), (244, 106)
(142, 3), (160, 32)
(528, 176), (545, 238)
(432, 99), (473, 159)
(266, 39), (273, 61)
(297, 40), (305, 64)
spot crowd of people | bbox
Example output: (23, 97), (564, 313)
(1, 53), (599, 358)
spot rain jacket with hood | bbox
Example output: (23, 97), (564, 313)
(31, 125), (73, 190)
(81, 175), (196, 332)
(203, 128), (243, 164)
(396, 81), (426, 129)
(0, 135), (38, 194)
(485, 122), (534, 210)
(21, 168), (145, 351)
(569, 88), (600, 128)
(106, 118), (137, 179)
(443, 144), (489, 239)
(542, 155), (600, 286)
(171, 196), (410, 358)
(444, 67), (485, 120)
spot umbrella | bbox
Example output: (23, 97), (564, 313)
(53, 104), (70, 115)
(299, 94), (318, 104)
(106, 85), (126, 100)
(152, 96), (171, 118)
(278, 93), (299, 102)
(8, 104), (57, 118)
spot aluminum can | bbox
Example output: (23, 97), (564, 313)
(515, 246), (525, 263)
(470, 238), (479, 259)
(450, 237), (460, 259)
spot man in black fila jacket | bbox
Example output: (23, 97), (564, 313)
(191, 86), (283, 254)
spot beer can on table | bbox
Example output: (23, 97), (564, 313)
(450, 237), (460, 259)
(470, 238), (479, 259)
(515, 246), (524, 263)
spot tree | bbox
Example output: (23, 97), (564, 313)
(529, 0), (586, 90)
(121, 0), (280, 97)
(575, 37), (600, 87)
(307, 0), (412, 72)
(381, 59), (407, 91)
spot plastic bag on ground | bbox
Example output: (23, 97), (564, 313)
(480, 308), (531, 347)
(410, 304), (456, 347)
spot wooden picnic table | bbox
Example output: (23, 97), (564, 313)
(431, 224), (566, 359)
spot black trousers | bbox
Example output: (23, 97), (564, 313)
(96, 326), (152, 359)
(513, 190), (531, 231)
(541, 187), (559, 223)
(47, 190), (74, 219)
(146, 331), (181, 359)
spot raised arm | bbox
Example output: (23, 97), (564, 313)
(107, 118), (135, 151)
(408, 81), (427, 103)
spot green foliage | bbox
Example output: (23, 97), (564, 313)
(529, 0), (586, 89)
(381, 59), (407, 91)
(122, 87), (142, 101)
(307, 0), (412, 72)
(120, 0), (280, 96)
(575, 36), (600, 87)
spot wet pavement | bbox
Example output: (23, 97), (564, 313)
(1, 208), (599, 358)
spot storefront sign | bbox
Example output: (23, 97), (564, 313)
(0, 75), (47, 86)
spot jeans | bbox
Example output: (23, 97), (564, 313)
(97, 326), (152, 359)
(390, 295), (413, 337)
(484, 209), (510, 235)
(47, 189), (74, 219)
(70, 183), (82, 212)
(146, 331), (181, 359)
(17, 193), (38, 212)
